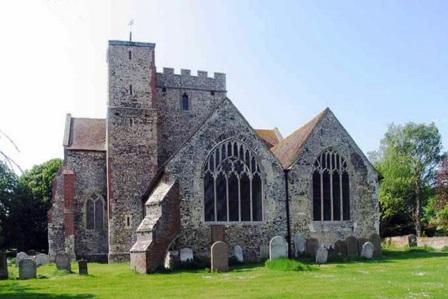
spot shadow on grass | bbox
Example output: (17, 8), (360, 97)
(0, 283), (95, 299)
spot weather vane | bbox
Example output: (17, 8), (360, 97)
(128, 19), (134, 41)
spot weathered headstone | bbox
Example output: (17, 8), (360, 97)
(260, 244), (269, 260)
(369, 233), (382, 257)
(55, 253), (71, 271)
(234, 245), (243, 263)
(211, 241), (229, 272)
(305, 238), (319, 257)
(315, 245), (328, 264)
(408, 234), (417, 247)
(35, 253), (50, 267)
(16, 252), (28, 267)
(269, 236), (288, 260)
(164, 250), (178, 270)
(179, 248), (193, 263)
(357, 238), (368, 255)
(0, 251), (8, 280)
(334, 240), (347, 257)
(78, 260), (88, 275)
(346, 236), (358, 257)
(19, 259), (36, 279)
(361, 242), (374, 259)
(293, 233), (306, 257)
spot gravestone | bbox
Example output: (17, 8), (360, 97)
(35, 253), (49, 267)
(164, 250), (178, 270)
(315, 245), (328, 264)
(19, 259), (36, 279)
(55, 253), (71, 271)
(334, 240), (347, 257)
(16, 252), (28, 267)
(0, 251), (8, 280)
(180, 248), (193, 263)
(234, 245), (243, 263)
(408, 234), (417, 247)
(361, 242), (374, 259)
(357, 238), (368, 255)
(369, 233), (382, 257)
(211, 241), (229, 272)
(78, 260), (88, 275)
(269, 236), (288, 260)
(293, 233), (306, 257)
(305, 238), (319, 257)
(346, 236), (358, 257)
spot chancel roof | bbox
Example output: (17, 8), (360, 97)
(65, 116), (106, 151)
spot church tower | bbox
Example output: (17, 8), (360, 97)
(106, 40), (158, 262)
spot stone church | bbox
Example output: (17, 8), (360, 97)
(48, 40), (380, 273)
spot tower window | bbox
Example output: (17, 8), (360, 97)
(181, 93), (189, 111)
(129, 50), (132, 60)
(129, 84), (133, 95)
(211, 91), (215, 96)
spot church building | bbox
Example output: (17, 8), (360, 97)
(48, 40), (380, 273)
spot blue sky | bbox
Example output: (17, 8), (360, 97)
(0, 0), (447, 171)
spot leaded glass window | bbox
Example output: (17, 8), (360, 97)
(312, 149), (350, 221)
(203, 140), (263, 223)
(86, 194), (105, 230)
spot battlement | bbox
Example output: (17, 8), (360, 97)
(156, 67), (226, 92)
(109, 40), (156, 48)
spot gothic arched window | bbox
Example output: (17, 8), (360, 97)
(204, 140), (263, 223)
(86, 194), (105, 231)
(312, 149), (350, 221)
(181, 93), (189, 111)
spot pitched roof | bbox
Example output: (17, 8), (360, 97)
(66, 116), (106, 151)
(271, 108), (329, 169)
(255, 128), (283, 148)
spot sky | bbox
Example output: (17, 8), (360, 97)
(0, 0), (447, 172)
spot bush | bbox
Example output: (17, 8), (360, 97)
(265, 258), (312, 271)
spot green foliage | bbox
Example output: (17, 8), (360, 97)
(264, 258), (312, 271)
(0, 162), (18, 249)
(371, 122), (444, 236)
(2, 158), (62, 251)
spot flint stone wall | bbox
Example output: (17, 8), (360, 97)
(164, 99), (287, 262)
(288, 110), (380, 246)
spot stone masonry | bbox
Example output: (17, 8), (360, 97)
(48, 39), (379, 268)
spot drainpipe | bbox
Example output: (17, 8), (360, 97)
(284, 169), (292, 258)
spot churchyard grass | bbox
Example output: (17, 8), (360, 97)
(1, 248), (448, 299)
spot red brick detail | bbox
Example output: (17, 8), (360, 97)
(63, 171), (75, 236)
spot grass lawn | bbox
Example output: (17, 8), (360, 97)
(1, 248), (448, 299)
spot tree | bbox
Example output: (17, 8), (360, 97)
(0, 161), (17, 249)
(5, 158), (62, 251)
(371, 123), (444, 236)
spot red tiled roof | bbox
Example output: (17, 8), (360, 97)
(67, 118), (106, 151)
(271, 109), (328, 168)
(255, 129), (282, 148)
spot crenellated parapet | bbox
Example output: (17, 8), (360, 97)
(156, 67), (226, 92)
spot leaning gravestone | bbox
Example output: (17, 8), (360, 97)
(0, 251), (8, 280)
(334, 240), (347, 257)
(346, 236), (358, 257)
(269, 236), (288, 260)
(164, 250), (178, 270)
(180, 248), (193, 263)
(16, 252), (28, 267)
(293, 233), (306, 257)
(357, 238), (368, 255)
(211, 241), (229, 272)
(305, 238), (319, 257)
(234, 245), (244, 263)
(361, 242), (374, 259)
(19, 259), (36, 280)
(315, 245), (328, 264)
(78, 260), (88, 275)
(35, 253), (50, 267)
(55, 253), (71, 271)
(369, 233), (382, 257)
